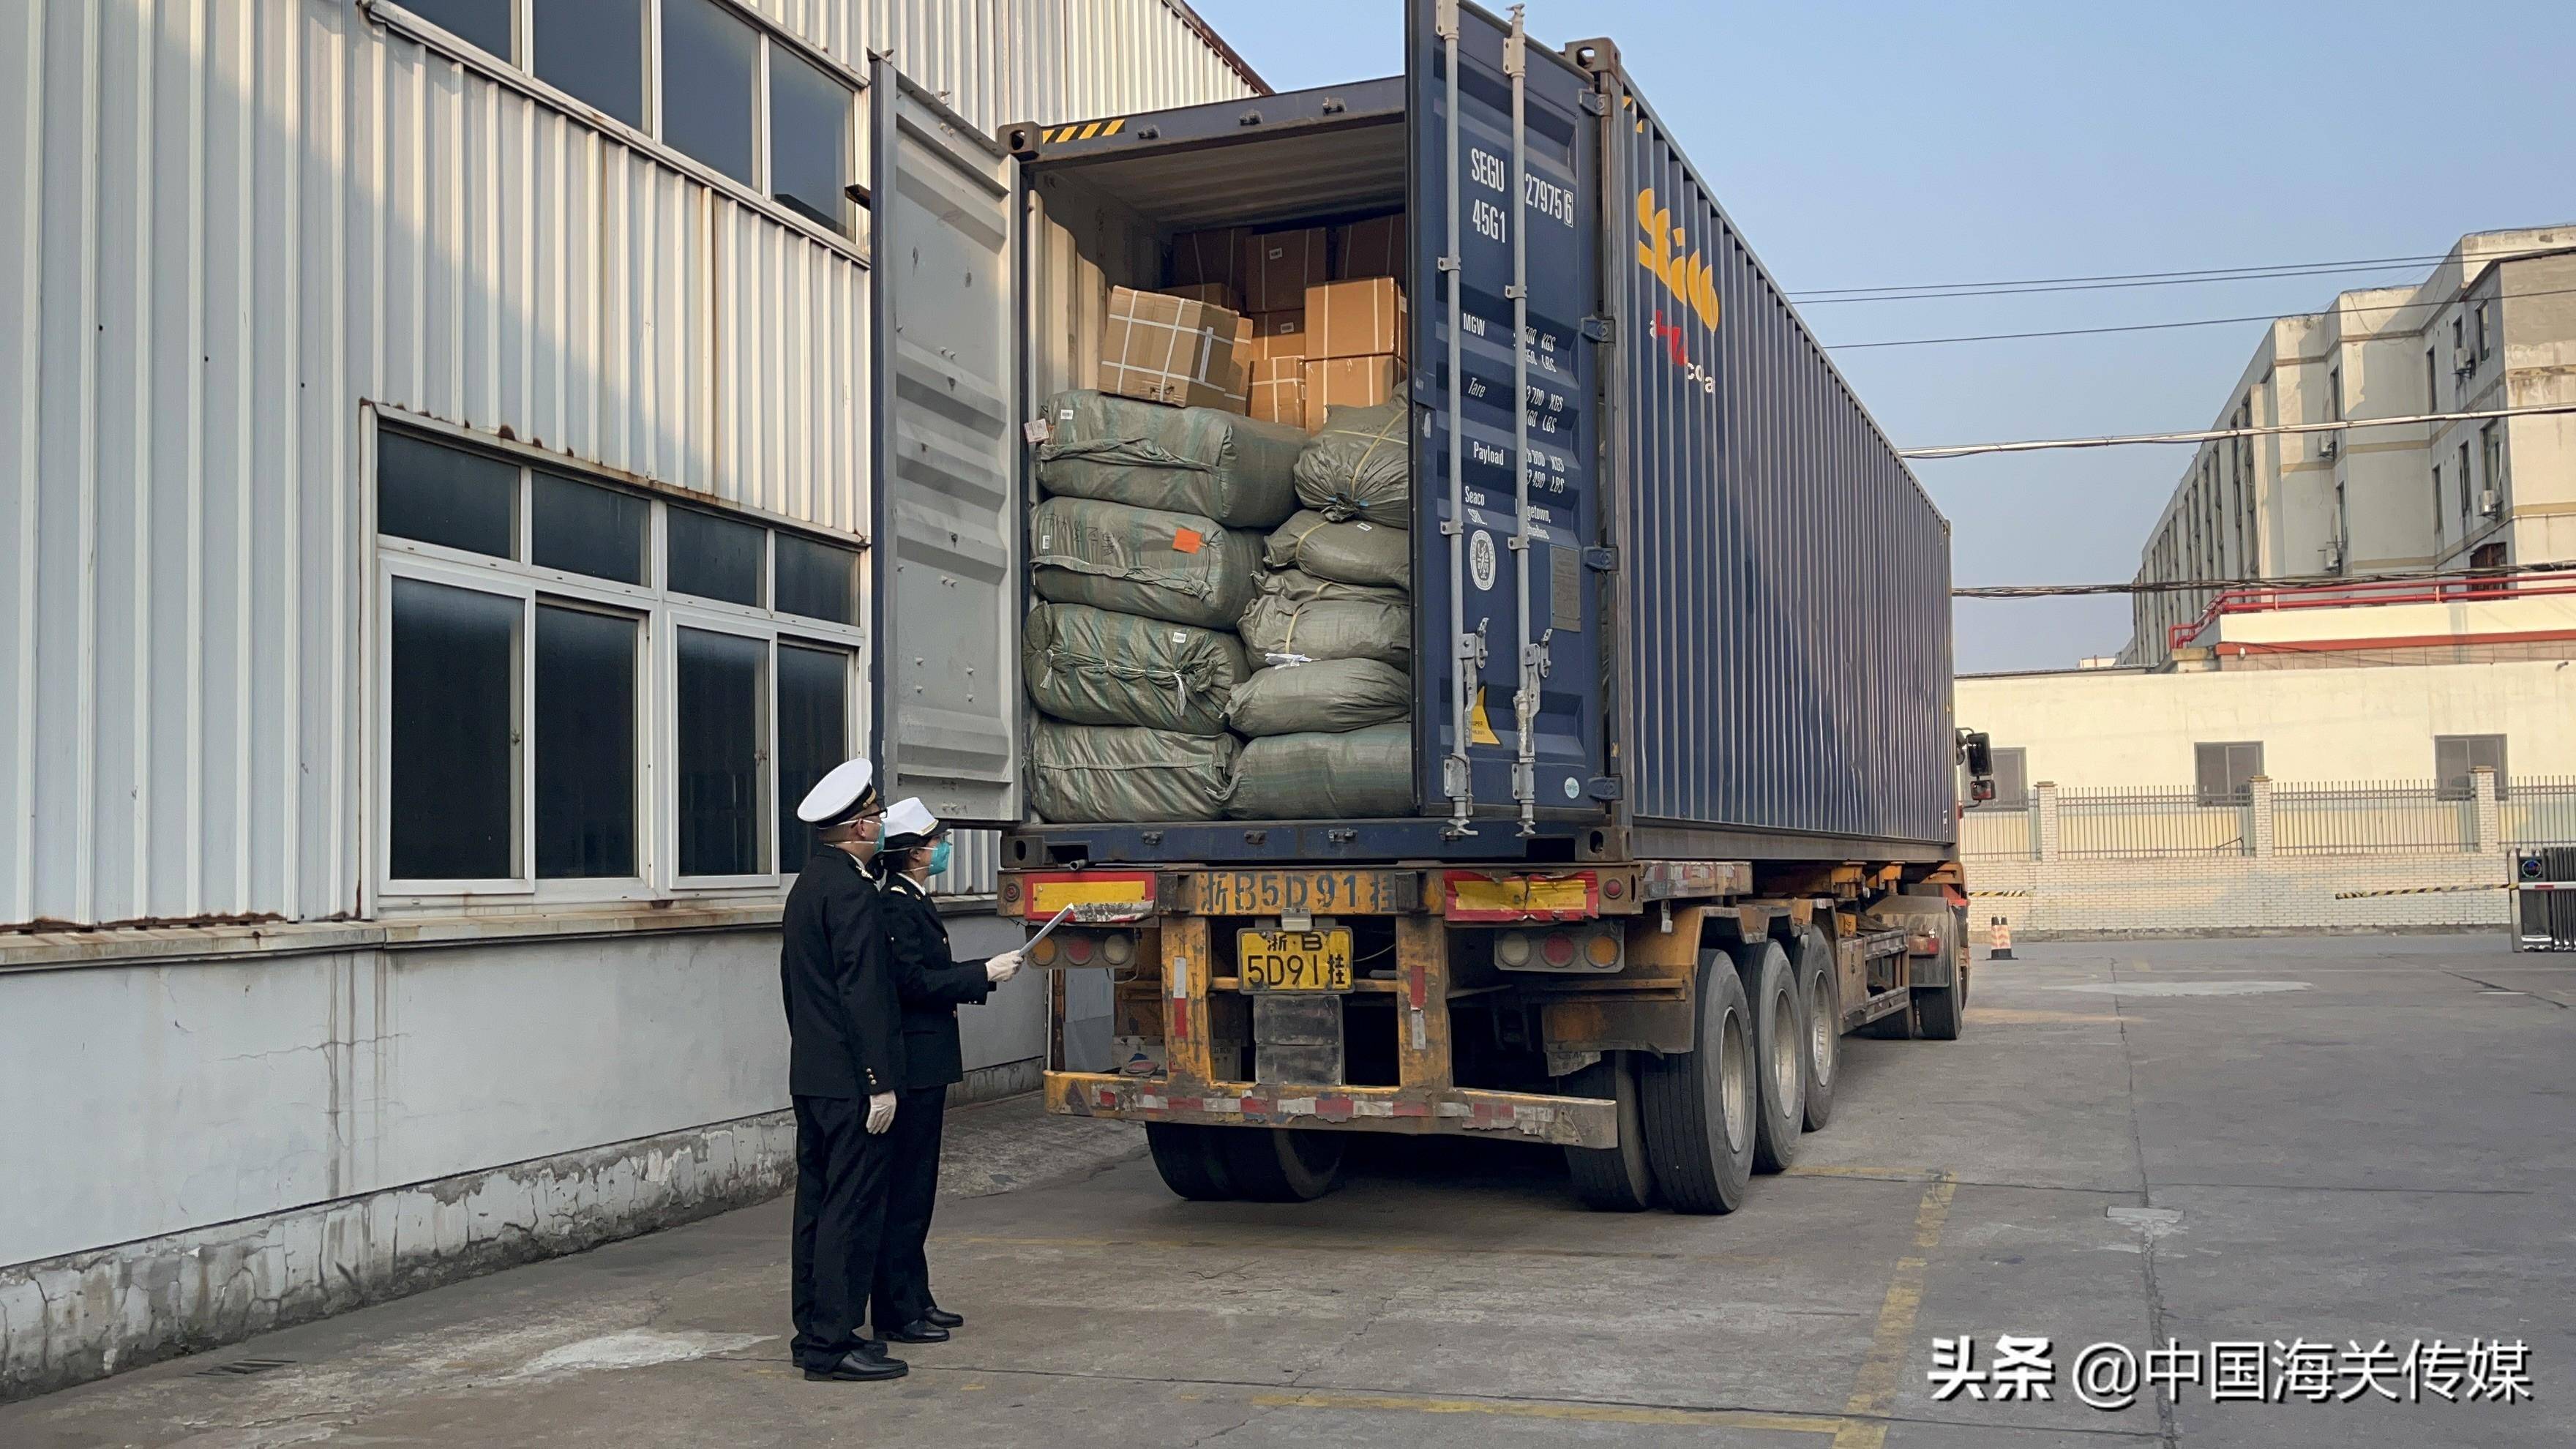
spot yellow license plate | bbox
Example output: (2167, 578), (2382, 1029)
(1238, 929), (1354, 992)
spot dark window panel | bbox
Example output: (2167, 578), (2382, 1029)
(536, 604), (640, 878)
(776, 644), (849, 877)
(390, 579), (519, 880)
(668, 506), (766, 607)
(769, 45), (851, 235)
(406, 0), (512, 57)
(775, 532), (861, 624)
(531, 471), (648, 584)
(379, 431), (517, 558)
(661, 0), (757, 185)
(531, 0), (645, 130)
(677, 628), (766, 875)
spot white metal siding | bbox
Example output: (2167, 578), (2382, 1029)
(0, 0), (1253, 930)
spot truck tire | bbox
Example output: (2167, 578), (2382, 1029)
(1729, 938), (1805, 1175)
(1221, 1127), (1347, 1202)
(1790, 924), (1838, 1131)
(1638, 951), (1757, 1214)
(1146, 1123), (1240, 1201)
(1562, 1054), (1657, 1212)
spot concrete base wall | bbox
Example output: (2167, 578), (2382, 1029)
(0, 1109), (793, 1401)
(1967, 851), (2512, 939)
(0, 910), (1045, 1401)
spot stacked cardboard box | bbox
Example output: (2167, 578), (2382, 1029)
(1301, 277), (1407, 430)
(1098, 286), (1248, 413)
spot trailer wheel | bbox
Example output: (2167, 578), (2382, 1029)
(1221, 1127), (1347, 1202)
(1729, 939), (1805, 1174)
(1910, 911), (1966, 1041)
(1790, 924), (1838, 1131)
(1562, 1054), (1657, 1212)
(1145, 1123), (1240, 1201)
(1638, 951), (1756, 1214)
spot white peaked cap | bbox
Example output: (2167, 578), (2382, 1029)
(795, 757), (879, 824)
(883, 797), (940, 843)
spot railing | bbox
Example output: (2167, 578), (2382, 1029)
(2166, 569), (2576, 653)
(2273, 780), (2474, 856)
(1959, 800), (2040, 860)
(2503, 775), (2576, 847)
(2056, 787), (2250, 860)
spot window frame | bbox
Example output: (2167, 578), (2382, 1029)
(369, 414), (867, 913)
(374, 0), (861, 249)
(2193, 741), (2264, 807)
(2434, 735), (2507, 802)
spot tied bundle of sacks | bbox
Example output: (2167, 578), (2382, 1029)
(1227, 398), (1416, 819)
(1025, 391), (1303, 823)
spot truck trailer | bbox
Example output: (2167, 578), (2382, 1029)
(866, 0), (1982, 1211)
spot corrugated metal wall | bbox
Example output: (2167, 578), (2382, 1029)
(0, 0), (1253, 929)
(1615, 78), (1956, 847)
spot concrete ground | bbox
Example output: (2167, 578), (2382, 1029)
(6, 934), (2569, 1448)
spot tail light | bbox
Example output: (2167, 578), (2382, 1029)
(1491, 924), (1624, 973)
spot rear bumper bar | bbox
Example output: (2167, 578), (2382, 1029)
(1045, 1071), (1618, 1149)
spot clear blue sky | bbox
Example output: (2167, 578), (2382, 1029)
(1193, 0), (2576, 673)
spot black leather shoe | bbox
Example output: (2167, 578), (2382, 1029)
(804, 1349), (907, 1382)
(877, 1319), (951, 1344)
(923, 1306), (965, 1330)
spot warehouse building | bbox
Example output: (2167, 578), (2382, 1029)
(0, 0), (1259, 1397)
(2122, 226), (2576, 668)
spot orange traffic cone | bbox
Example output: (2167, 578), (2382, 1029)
(1988, 915), (2015, 961)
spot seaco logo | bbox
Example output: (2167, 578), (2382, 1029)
(1635, 187), (1720, 332)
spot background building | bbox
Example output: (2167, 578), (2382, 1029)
(0, 0), (1257, 1397)
(2123, 227), (2576, 667)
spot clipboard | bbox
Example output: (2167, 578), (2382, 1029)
(1023, 904), (1079, 955)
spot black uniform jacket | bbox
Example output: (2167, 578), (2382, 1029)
(881, 872), (995, 1090)
(780, 847), (905, 1098)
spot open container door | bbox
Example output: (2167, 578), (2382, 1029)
(870, 59), (1024, 824)
(1409, 0), (1611, 837)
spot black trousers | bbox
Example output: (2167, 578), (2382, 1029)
(790, 1094), (894, 1368)
(869, 1083), (949, 1329)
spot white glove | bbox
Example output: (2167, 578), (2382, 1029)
(985, 951), (1024, 984)
(865, 1092), (897, 1135)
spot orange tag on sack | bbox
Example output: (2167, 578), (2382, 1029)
(1172, 528), (1205, 554)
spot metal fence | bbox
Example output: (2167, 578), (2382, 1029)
(1959, 801), (2040, 860)
(2504, 776), (2576, 846)
(2273, 781), (2475, 856)
(2056, 787), (2252, 860)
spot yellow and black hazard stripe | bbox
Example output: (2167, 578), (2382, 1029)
(2331, 883), (2508, 900)
(1035, 116), (1128, 146)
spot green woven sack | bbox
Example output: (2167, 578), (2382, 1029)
(1226, 659), (1410, 736)
(1227, 723), (1414, 820)
(1030, 495), (1263, 630)
(1262, 509), (1410, 590)
(1291, 399), (1411, 528)
(1238, 569), (1411, 666)
(1028, 721), (1238, 823)
(1036, 390), (1306, 528)
(1024, 602), (1248, 736)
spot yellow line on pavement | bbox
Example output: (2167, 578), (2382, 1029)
(1251, 1388), (1843, 1435)
(1832, 1170), (1958, 1449)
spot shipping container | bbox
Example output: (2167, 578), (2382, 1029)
(868, 0), (1985, 1210)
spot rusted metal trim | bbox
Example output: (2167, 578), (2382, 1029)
(1044, 1071), (1617, 1148)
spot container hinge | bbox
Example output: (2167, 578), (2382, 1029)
(1587, 776), (1623, 801)
(1458, 618), (1490, 666)
(1584, 546), (1620, 572)
(1578, 91), (1609, 115)
(1580, 315), (1615, 343)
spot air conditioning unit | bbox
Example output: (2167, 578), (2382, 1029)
(2318, 434), (2339, 460)
(2479, 488), (2502, 518)
(2324, 542), (2344, 572)
(2454, 345), (2474, 373)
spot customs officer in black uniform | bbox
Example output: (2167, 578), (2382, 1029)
(867, 797), (1024, 1343)
(779, 758), (909, 1382)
